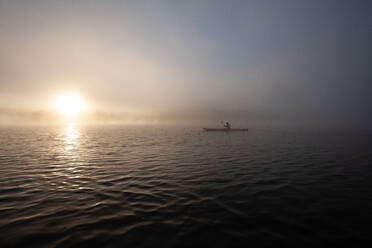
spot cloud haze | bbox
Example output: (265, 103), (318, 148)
(0, 0), (371, 128)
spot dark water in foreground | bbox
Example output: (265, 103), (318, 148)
(0, 125), (371, 247)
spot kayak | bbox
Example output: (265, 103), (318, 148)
(203, 128), (248, 132)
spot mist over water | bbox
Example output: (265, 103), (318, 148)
(0, 125), (371, 247)
(0, 1), (371, 129)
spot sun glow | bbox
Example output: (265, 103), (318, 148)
(54, 93), (87, 117)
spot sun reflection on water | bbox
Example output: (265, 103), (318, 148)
(54, 123), (83, 182)
(64, 123), (80, 152)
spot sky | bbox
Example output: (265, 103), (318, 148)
(0, 0), (371, 128)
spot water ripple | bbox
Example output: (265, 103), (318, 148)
(0, 126), (371, 247)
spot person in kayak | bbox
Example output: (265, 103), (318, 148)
(224, 121), (231, 130)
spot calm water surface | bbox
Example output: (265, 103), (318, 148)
(0, 125), (371, 247)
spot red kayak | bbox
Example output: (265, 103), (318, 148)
(203, 128), (248, 132)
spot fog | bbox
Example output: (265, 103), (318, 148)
(0, 1), (371, 128)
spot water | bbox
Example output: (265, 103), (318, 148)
(0, 125), (371, 247)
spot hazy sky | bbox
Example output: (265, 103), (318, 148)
(0, 0), (371, 127)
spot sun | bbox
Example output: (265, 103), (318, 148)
(54, 93), (87, 117)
